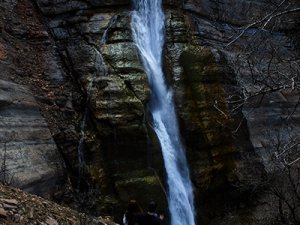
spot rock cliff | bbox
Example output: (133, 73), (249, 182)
(0, 0), (69, 198)
(0, 0), (299, 224)
(0, 80), (63, 196)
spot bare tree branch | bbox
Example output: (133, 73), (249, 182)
(226, 0), (300, 46)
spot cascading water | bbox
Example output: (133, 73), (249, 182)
(131, 1), (196, 225)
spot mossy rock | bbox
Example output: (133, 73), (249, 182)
(114, 169), (167, 212)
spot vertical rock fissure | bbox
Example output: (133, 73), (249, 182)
(77, 44), (106, 189)
(77, 71), (96, 189)
(131, 1), (196, 224)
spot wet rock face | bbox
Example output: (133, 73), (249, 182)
(163, 9), (236, 189)
(35, 0), (167, 214)
(162, 9), (248, 223)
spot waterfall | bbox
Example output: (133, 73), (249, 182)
(131, 1), (196, 225)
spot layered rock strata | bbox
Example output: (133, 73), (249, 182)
(33, 0), (300, 223)
(35, 0), (167, 216)
(0, 0), (68, 197)
(0, 80), (63, 196)
(181, 0), (300, 224)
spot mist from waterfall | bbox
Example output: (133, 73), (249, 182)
(131, 1), (196, 224)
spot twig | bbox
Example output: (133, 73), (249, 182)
(226, 0), (298, 46)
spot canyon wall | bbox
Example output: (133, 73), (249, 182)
(0, 0), (299, 224)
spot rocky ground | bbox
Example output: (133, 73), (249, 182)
(0, 184), (117, 225)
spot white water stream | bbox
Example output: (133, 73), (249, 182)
(131, 1), (196, 224)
